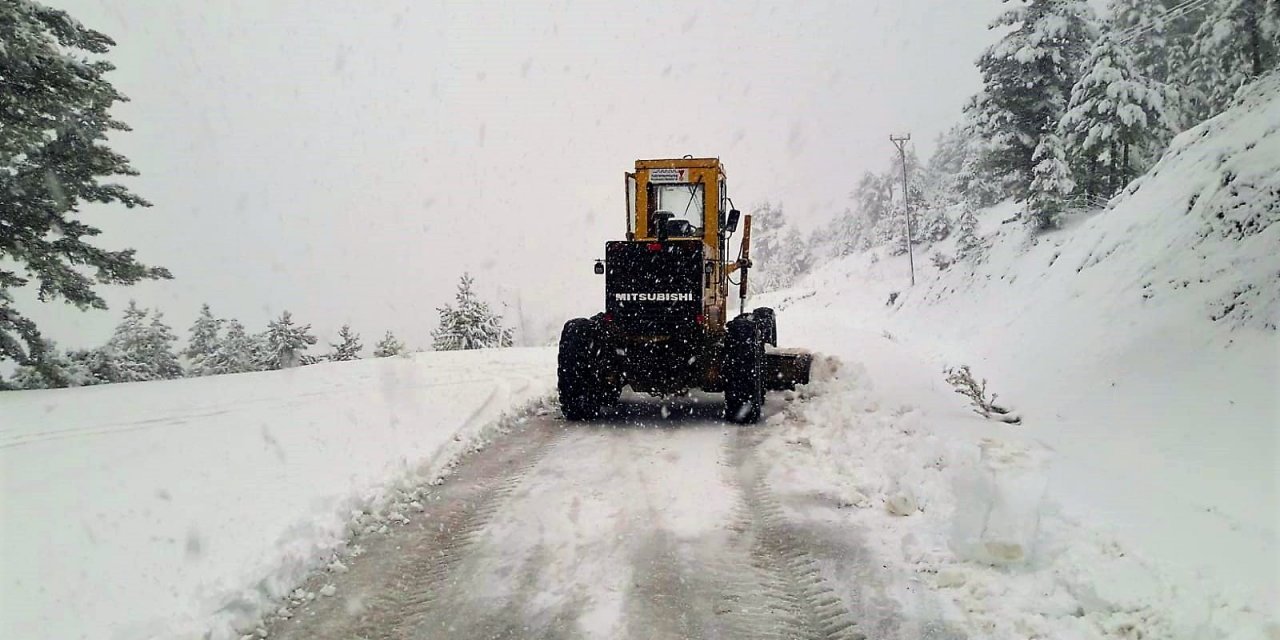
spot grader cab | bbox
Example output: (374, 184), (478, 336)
(557, 157), (812, 423)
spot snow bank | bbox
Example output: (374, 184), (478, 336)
(760, 74), (1278, 637)
(0, 348), (554, 639)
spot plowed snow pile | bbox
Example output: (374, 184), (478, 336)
(760, 75), (1278, 638)
(0, 349), (554, 639)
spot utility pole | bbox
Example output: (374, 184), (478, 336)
(890, 133), (915, 286)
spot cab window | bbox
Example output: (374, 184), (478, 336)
(647, 183), (704, 238)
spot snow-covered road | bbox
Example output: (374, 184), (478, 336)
(266, 393), (958, 640)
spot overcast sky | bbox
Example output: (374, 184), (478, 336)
(32, 0), (1011, 350)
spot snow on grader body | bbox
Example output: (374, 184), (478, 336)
(558, 157), (812, 423)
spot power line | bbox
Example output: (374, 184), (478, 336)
(1114, 0), (1213, 45)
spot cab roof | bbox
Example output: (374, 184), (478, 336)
(635, 158), (722, 170)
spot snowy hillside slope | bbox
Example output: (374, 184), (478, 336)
(756, 74), (1278, 636)
(0, 349), (554, 640)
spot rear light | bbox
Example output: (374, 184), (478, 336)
(646, 242), (662, 252)
(602, 313), (614, 324)
(695, 314), (705, 325)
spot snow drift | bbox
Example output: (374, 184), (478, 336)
(0, 348), (554, 639)
(760, 73), (1279, 637)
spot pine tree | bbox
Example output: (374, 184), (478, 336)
(955, 206), (987, 262)
(8, 341), (78, 389)
(918, 206), (953, 243)
(967, 0), (1099, 198)
(146, 311), (183, 379)
(64, 347), (120, 386)
(432, 274), (515, 351)
(1108, 0), (1173, 82)
(851, 173), (895, 228)
(183, 303), (223, 376)
(373, 331), (405, 357)
(1060, 32), (1171, 197)
(1027, 133), (1077, 230)
(0, 2), (171, 380)
(747, 203), (809, 292)
(262, 311), (317, 369)
(107, 302), (182, 382)
(328, 324), (363, 361)
(203, 319), (259, 375)
(1188, 0), (1280, 117)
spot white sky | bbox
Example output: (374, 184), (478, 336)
(32, 0), (1009, 350)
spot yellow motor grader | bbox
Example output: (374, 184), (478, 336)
(558, 157), (812, 423)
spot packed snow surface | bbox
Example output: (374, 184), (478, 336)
(0, 348), (553, 640)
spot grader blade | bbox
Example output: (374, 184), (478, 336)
(764, 349), (813, 391)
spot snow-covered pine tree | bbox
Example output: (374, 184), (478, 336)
(955, 205), (987, 262)
(146, 311), (183, 379)
(746, 203), (811, 292)
(821, 208), (868, 258)
(8, 341), (78, 389)
(852, 171), (895, 229)
(203, 320), (259, 375)
(871, 207), (906, 255)
(1188, 0), (1280, 117)
(183, 303), (223, 376)
(1060, 32), (1171, 198)
(955, 127), (1007, 208)
(107, 302), (182, 382)
(967, 0), (1099, 198)
(373, 331), (405, 357)
(262, 311), (317, 369)
(431, 274), (515, 351)
(64, 347), (121, 386)
(917, 205), (953, 243)
(1026, 133), (1077, 230)
(328, 324), (363, 361)
(1108, 0), (1173, 82)
(0, 2), (171, 381)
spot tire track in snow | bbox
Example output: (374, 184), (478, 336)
(721, 428), (867, 640)
(266, 418), (565, 640)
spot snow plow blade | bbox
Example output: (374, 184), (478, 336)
(764, 349), (812, 391)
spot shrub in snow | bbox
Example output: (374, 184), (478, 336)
(930, 252), (954, 272)
(327, 324), (363, 361)
(372, 331), (406, 357)
(944, 365), (1021, 424)
(431, 273), (514, 351)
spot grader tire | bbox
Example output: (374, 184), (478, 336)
(753, 307), (777, 346)
(724, 314), (765, 424)
(558, 318), (606, 421)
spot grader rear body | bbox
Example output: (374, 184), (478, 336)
(557, 157), (812, 423)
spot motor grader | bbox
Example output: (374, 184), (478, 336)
(558, 157), (812, 424)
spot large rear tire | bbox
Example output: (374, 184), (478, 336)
(724, 314), (765, 424)
(753, 307), (777, 346)
(558, 318), (606, 421)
